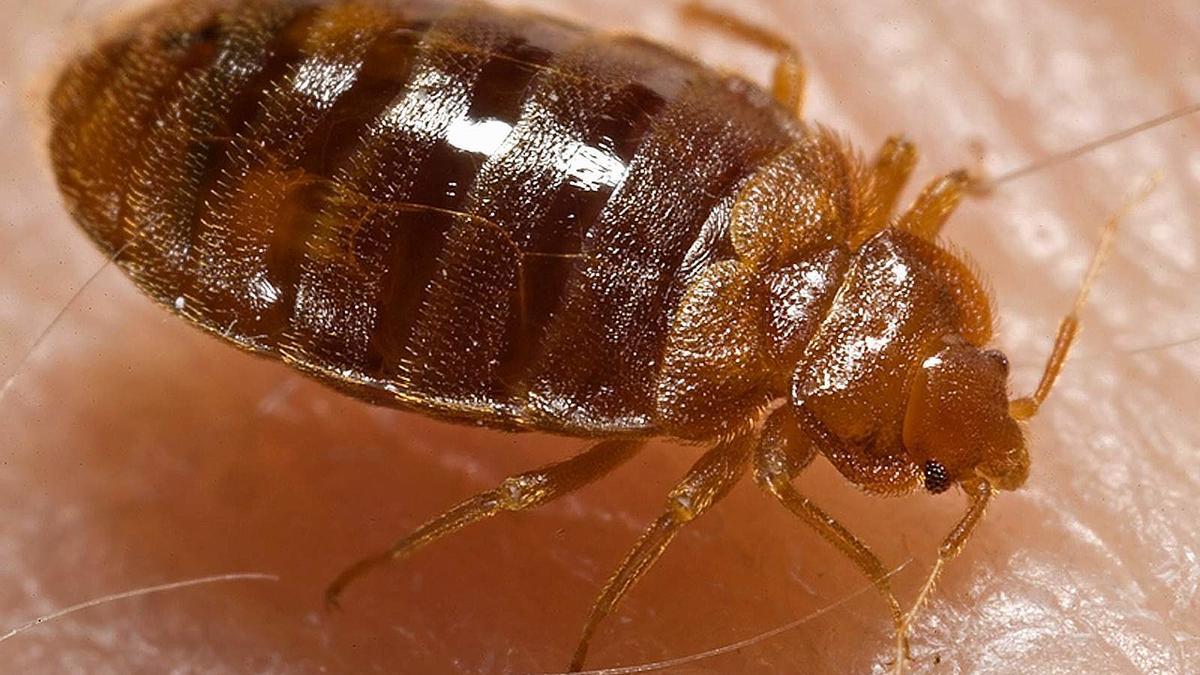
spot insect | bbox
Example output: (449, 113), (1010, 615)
(44, 0), (1178, 671)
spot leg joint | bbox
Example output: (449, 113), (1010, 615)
(752, 452), (793, 493)
(497, 475), (550, 510)
(665, 490), (699, 523)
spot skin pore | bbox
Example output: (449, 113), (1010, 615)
(1, 0), (1197, 673)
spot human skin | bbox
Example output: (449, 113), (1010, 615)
(1, 0), (1197, 673)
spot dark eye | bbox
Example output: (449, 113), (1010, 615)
(923, 460), (952, 494)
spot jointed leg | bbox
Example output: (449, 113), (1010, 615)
(864, 135), (988, 243)
(858, 136), (919, 242)
(680, 2), (806, 114)
(752, 420), (905, 641)
(325, 439), (641, 608)
(568, 434), (755, 671)
(897, 170), (972, 241)
(893, 479), (993, 675)
(880, 107), (1082, 238)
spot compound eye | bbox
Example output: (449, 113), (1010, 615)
(923, 460), (952, 494)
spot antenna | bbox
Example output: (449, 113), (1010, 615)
(971, 102), (1199, 194)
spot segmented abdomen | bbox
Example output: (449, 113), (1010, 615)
(49, 0), (799, 434)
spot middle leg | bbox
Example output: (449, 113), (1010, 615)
(862, 138), (985, 244)
(568, 433), (755, 671)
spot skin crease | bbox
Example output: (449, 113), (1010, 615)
(1, 0), (1198, 672)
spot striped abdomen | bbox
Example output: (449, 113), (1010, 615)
(48, 0), (800, 435)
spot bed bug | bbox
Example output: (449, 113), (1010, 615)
(44, 0), (1162, 671)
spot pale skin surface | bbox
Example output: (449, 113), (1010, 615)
(1, 0), (1198, 672)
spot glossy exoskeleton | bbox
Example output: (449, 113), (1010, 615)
(48, 0), (1103, 670)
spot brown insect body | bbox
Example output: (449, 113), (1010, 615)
(51, 0), (806, 437)
(49, 0), (1074, 671)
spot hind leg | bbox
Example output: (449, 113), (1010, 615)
(680, 2), (806, 114)
(325, 439), (641, 607)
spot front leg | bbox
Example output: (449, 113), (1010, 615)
(893, 477), (993, 674)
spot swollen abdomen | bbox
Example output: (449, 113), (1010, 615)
(48, 0), (798, 434)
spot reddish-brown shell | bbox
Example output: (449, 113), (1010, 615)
(49, 0), (1011, 495)
(48, 0), (805, 437)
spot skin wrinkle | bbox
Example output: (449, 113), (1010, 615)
(1052, 568), (1156, 673)
(982, 549), (1098, 668)
(1071, 514), (1185, 671)
(1075, 389), (1200, 604)
(0, 0), (1197, 674)
(971, 571), (1098, 673)
(1046, 430), (1189, 628)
